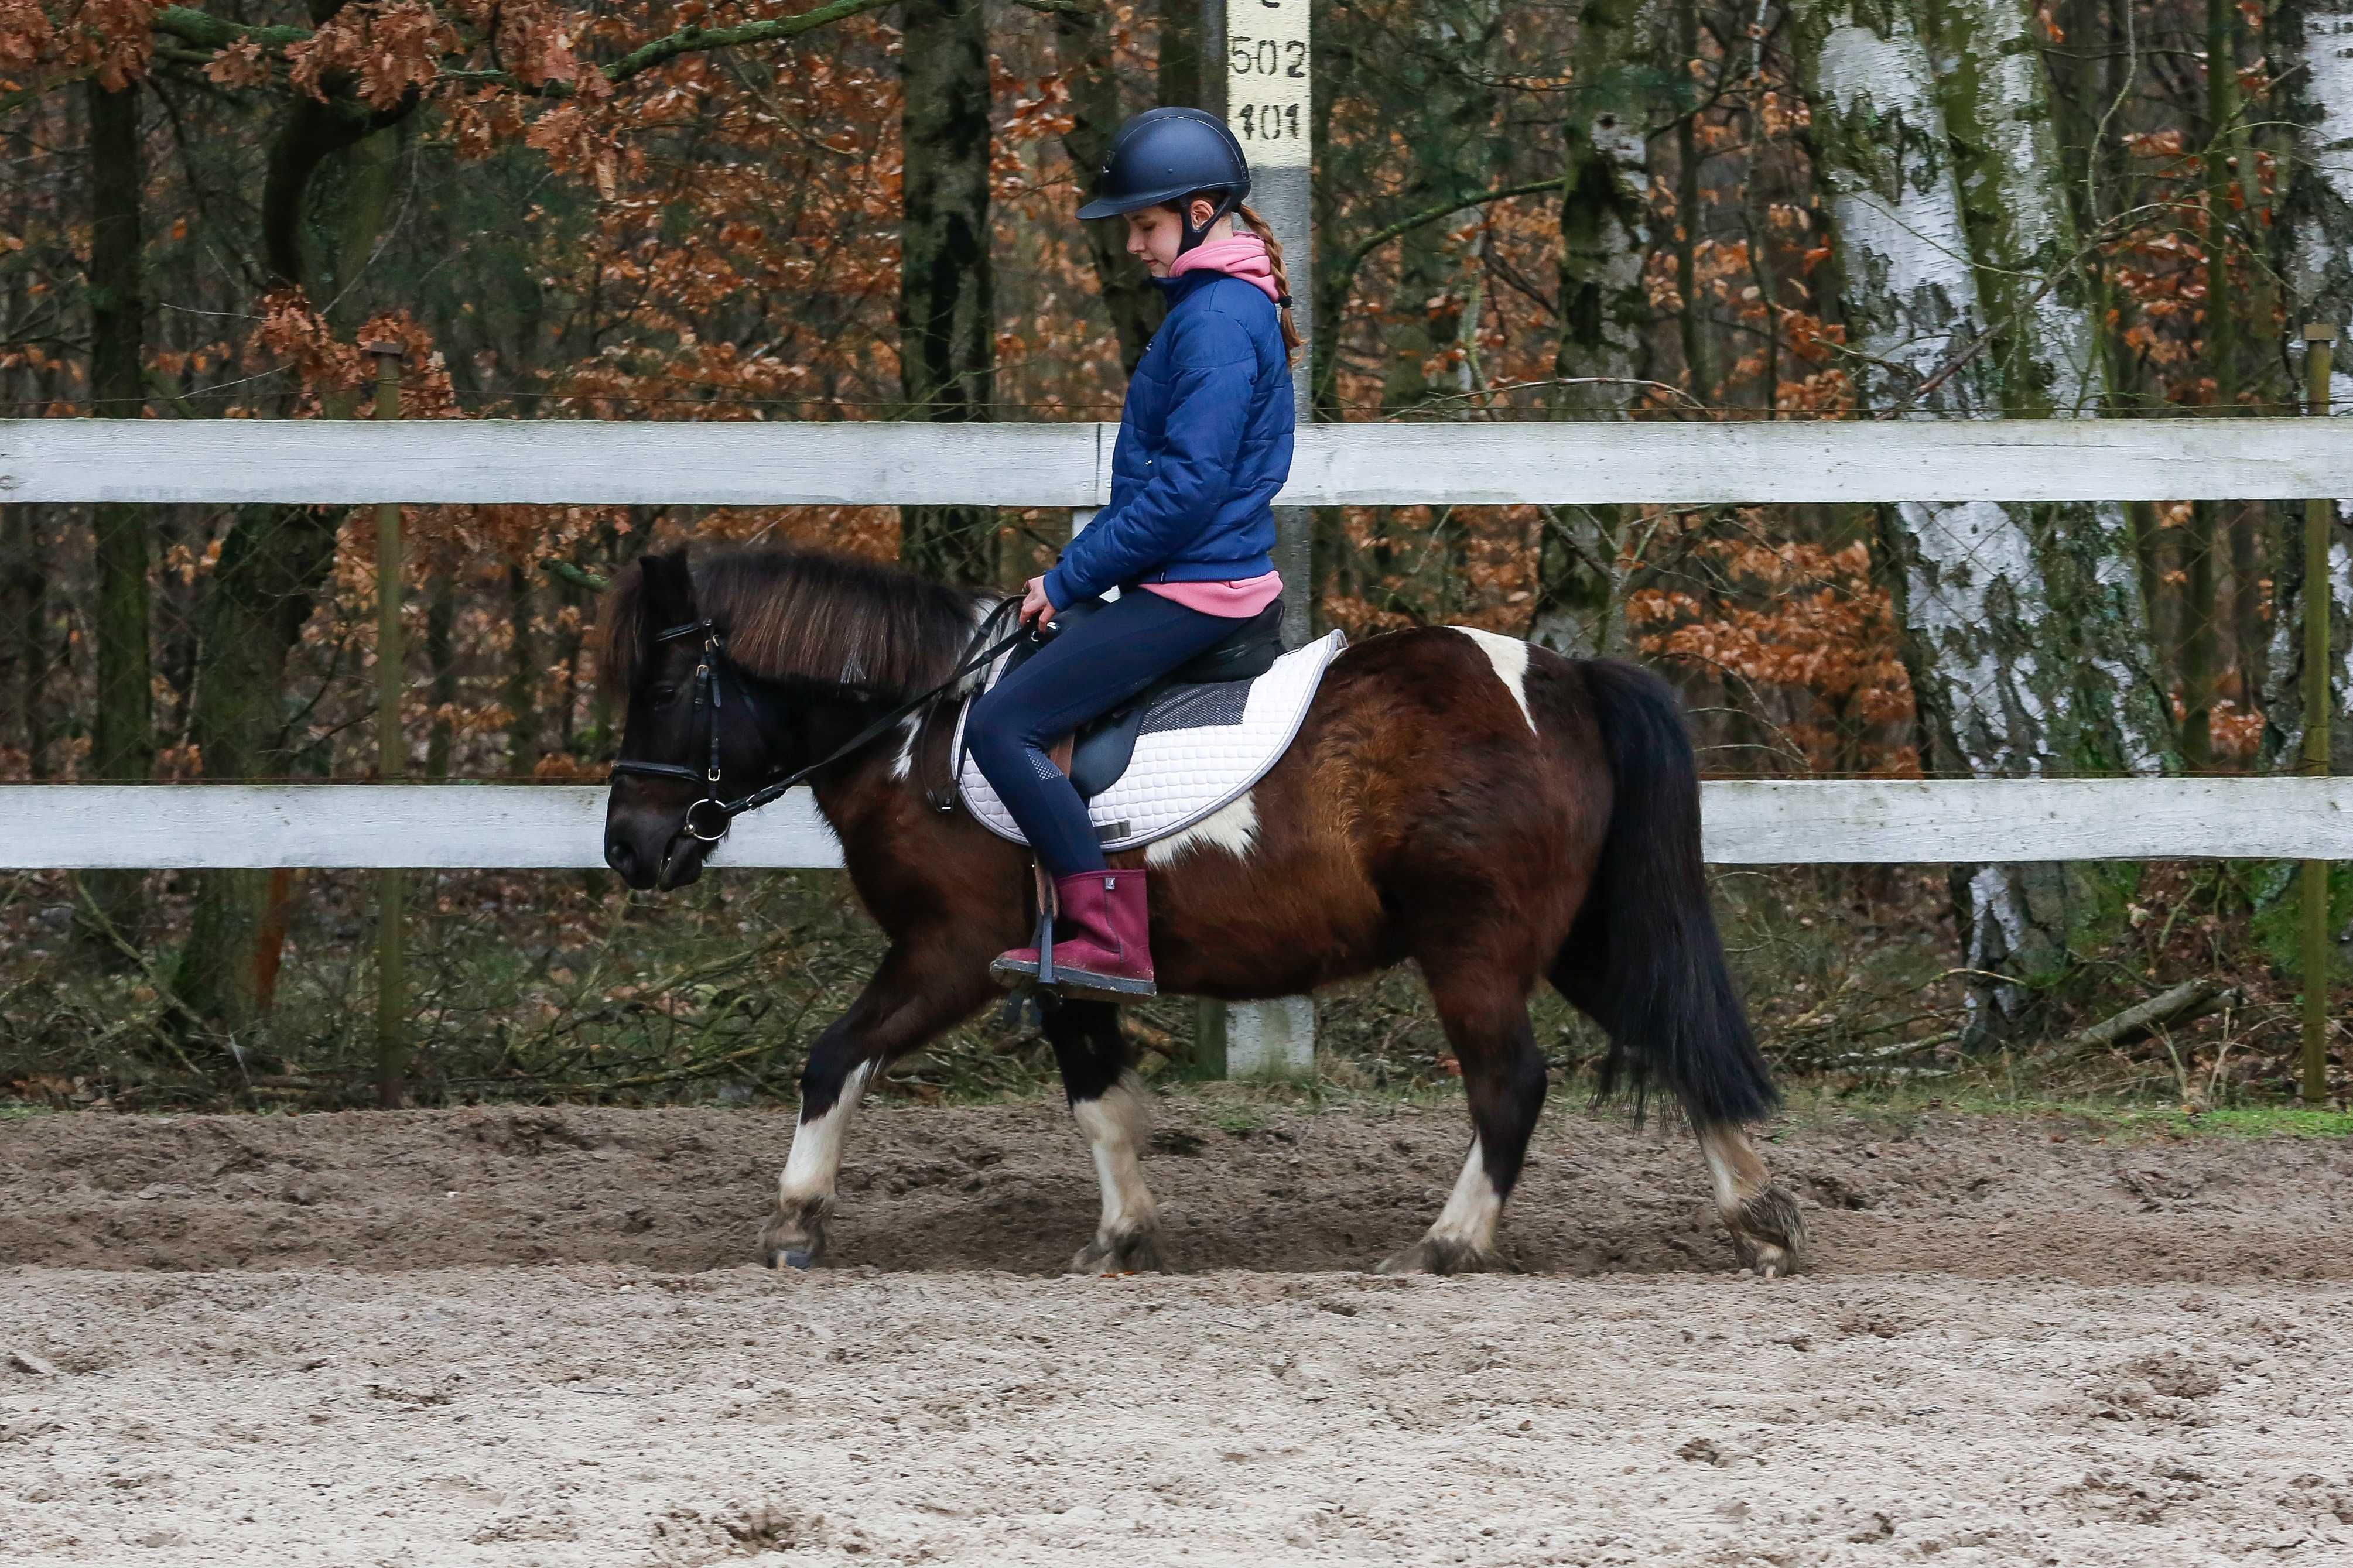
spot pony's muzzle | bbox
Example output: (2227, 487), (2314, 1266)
(603, 812), (701, 891)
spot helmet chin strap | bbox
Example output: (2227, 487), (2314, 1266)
(1176, 190), (1242, 255)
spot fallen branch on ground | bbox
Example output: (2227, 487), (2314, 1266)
(2049, 980), (2242, 1060)
(1825, 1032), (1959, 1070)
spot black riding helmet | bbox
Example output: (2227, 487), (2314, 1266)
(1076, 107), (1251, 254)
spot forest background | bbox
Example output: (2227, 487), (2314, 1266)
(1, 0), (2349, 1113)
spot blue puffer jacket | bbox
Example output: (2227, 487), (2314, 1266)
(1042, 271), (1294, 610)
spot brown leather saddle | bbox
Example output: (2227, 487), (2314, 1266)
(997, 597), (1287, 800)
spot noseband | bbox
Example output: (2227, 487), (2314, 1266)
(608, 616), (743, 843)
(607, 595), (1030, 845)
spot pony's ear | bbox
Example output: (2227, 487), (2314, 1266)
(636, 549), (696, 634)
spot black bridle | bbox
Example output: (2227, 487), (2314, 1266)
(608, 597), (1030, 845)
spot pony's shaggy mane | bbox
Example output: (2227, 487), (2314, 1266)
(598, 546), (989, 701)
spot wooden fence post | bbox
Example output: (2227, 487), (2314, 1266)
(1199, 0), (1318, 1083)
(2301, 323), (2337, 1106)
(366, 341), (408, 1108)
(1069, 505), (1313, 1080)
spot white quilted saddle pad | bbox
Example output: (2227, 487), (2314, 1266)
(953, 629), (1347, 853)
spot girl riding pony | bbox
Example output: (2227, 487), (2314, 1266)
(969, 107), (1301, 1002)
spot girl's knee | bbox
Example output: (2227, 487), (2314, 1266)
(967, 689), (1007, 739)
(965, 691), (1027, 768)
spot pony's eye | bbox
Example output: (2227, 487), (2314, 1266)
(649, 684), (680, 704)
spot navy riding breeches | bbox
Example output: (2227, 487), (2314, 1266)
(965, 590), (1243, 878)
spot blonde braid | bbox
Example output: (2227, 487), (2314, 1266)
(1234, 203), (1304, 361)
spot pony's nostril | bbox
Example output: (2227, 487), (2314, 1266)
(605, 840), (636, 879)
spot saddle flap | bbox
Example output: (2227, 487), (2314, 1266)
(1069, 707), (1144, 800)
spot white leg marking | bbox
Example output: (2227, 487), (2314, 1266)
(1697, 1123), (1765, 1215)
(1072, 1079), (1158, 1239)
(1145, 792), (1259, 867)
(1447, 626), (1540, 735)
(779, 1060), (875, 1204)
(1425, 1136), (1504, 1253)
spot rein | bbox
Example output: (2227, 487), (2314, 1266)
(609, 595), (1029, 844)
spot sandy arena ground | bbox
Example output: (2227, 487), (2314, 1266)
(3, 1097), (2350, 1565)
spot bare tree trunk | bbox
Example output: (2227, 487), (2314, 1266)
(1800, 0), (2165, 1045)
(898, 0), (997, 584)
(79, 75), (155, 960)
(1534, 0), (1654, 654)
(1377, 4), (1504, 414)
(0, 115), (35, 779)
(176, 97), (399, 1036)
(425, 573), (456, 779)
(2264, 0), (2353, 773)
(2059, 0), (2176, 696)
(0, 504), (47, 778)
(1671, 0), (1707, 398)
(504, 563), (542, 778)
(1160, 0), (1203, 107)
(1056, 1), (1162, 373)
(1930, 0), (2170, 769)
(2181, 501), (2220, 765)
(172, 506), (343, 1033)
(2179, 0), (2244, 766)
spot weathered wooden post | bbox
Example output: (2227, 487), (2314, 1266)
(2301, 323), (2337, 1106)
(366, 341), (408, 1108)
(1195, 0), (1316, 1081)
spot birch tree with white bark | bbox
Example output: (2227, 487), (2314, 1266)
(1533, 0), (1658, 655)
(1794, 0), (2167, 1042)
(2267, 0), (2353, 773)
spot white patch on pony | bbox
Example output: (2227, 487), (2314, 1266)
(1447, 626), (1540, 736)
(1426, 1136), (1504, 1252)
(1145, 792), (1259, 867)
(956, 593), (1000, 690)
(888, 714), (922, 781)
(778, 1059), (875, 1204)
(1697, 1123), (1767, 1216)
(895, 595), (997, 783)
(1072, 1077), (1158, 1240)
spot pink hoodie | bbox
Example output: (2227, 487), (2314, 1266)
(1137, 230), (1285, 617)
(1164, 230), (1285, 304)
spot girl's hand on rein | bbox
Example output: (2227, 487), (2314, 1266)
(1018, 576), (1057, 629)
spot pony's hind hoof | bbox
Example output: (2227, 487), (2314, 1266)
(1376, 1236), (1502, 1276)
(777, 1248), (816, 1271)
(1725, 1185), (1807, 1278)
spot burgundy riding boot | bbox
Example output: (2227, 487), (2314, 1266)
(991, 868), (1158, 999)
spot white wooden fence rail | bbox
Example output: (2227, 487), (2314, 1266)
(5, 416), (2348, 870)
(6, 780), (2348, 869)
(12, 416), (2353, 506)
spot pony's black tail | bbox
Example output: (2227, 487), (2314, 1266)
(1552, 659), (1777, 1128)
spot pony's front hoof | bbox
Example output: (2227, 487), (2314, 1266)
(1724, 1186), (1807, 1278)
(758, 1200), (829, 1271)
(1375, 1236), (1501, 1276)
